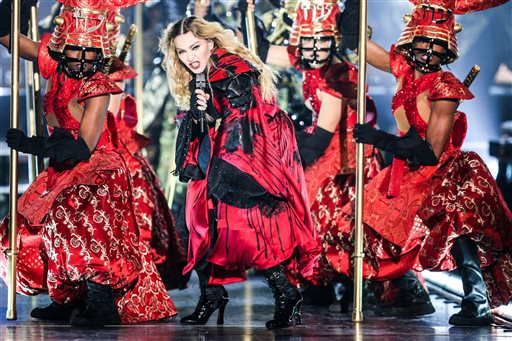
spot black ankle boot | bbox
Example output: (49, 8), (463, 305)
(265, 267), (303, 330)
(449, 236), (493, 326)
(180, 283), (229, 325)
(375, 271), (435, 317)
(31, 300), (86, 321)
(70, 281), (121, 327)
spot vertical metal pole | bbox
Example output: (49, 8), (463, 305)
(31, 5), (43, 175)
(352, 0), (368, 323)
(6, 0), (21, 320)
(245, 0), (258, 54)
(26, 4), (42, 181)
(134, 4), (144, 134)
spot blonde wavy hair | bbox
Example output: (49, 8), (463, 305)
(159, 16), (278, 110)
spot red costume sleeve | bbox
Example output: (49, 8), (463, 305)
(38, 33), (58, 80)
(78, 72), (123, 102)
(428, 72), (474, 102)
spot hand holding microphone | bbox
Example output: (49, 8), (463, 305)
(194, 72), (208, 133)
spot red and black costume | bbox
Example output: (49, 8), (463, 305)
(176, 48), (321, 284)
(108, 57), (189, 290)
(0, 1), (177, 325)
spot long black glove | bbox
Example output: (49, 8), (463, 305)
(238, 0), (270, 62)
(6, 127), (92, 162)
(6, 127), (45, 156)
(0, 0), (37, 38)
(337, 0), (359, 50)
(353, 123), (438, 166)
(296, 126), (334, 167)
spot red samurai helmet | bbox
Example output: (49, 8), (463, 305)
(288, 0), (342, 69)
(289, 0), (341, 46)
(396, 0), (509, 72)
(47, 0), (143, 78)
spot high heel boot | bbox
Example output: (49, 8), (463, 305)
(265, 266), (303, 330)
(180, 278), (229, 325)
(449, 236), (493, 326)
(70, 281), (121, 326)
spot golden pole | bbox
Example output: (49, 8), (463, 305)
(26, 4), (42, 180)
(7, 0), (21, 320)
(31, 5), (43, 175)
(245, 0), (258, 54)
(352, 0), (368, 323)
(134, 4), (144, 135)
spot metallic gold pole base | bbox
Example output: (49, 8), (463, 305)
(6, 308), (17, 320)
(352, 311), (363, 323)
(6, 249), (18, 320)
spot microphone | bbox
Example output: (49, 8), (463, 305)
(195, 72), (208, 134)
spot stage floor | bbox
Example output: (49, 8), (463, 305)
(1, 274), (511, 340)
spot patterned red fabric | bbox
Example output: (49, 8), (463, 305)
(181, 48), (321, 285)
(325, 49), (512, 308)
(290, 62), (383, 285)
(0, 34), (177, 323)
(116, 117), (189, 290)
(57, 0), (145, 10)
(107, 57), (189, 289)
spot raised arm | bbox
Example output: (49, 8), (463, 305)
(266, 44), (292, 68)
(0, 0), (39, 61)
(367, 40), (391, 73)
(0, 34), (39, 61)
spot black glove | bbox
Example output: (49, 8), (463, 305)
(6, 127), (91, 162)
(0, 0), (37, 38)
(337, 0), (360, 50)
(6, 128), (46, 156)
(45, 128), (91, 163)
(296, 126), (334, 167)
(354, 123), (438, 166)
(238, 0), (270, 62)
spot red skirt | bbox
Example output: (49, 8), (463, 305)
(117, 122), (189, 290)
(0, 145), (177, 323)
(324, 150), (512, 308)
(183, 178), (321, 286)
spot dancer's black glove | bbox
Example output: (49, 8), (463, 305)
(6, 128), (46, 156)
(354, 123), (438, 166)
(6, 127), (92, 162)
(0, 0), (38, 38)
(296, 126), (334, 167)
